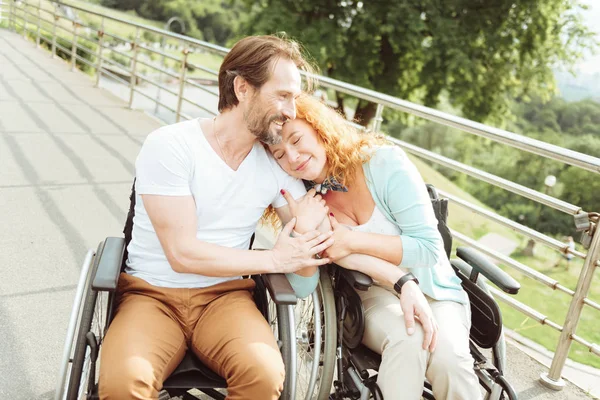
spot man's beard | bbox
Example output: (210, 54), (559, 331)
(244, 100), (285, 146)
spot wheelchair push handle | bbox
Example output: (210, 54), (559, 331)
(455, 247), (520, 294)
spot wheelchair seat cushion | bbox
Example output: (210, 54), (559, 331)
(162, 351), (226, 389)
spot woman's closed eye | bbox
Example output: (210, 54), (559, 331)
(275, 151), (285, 160)
(293, 137), (302, 145)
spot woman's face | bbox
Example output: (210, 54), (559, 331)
(268, 119), (328, 182)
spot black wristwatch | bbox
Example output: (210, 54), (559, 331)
(393, 272), (419, 294)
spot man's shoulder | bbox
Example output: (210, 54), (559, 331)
(146, 119), (199, 141)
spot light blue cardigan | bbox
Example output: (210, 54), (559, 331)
(287, 145), (467, 304)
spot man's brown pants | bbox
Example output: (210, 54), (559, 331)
(98, 273), (285, 399)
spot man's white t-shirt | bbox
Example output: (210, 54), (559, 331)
(125, 118), (306, 288)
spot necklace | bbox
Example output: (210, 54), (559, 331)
(213, 116), (229, 165)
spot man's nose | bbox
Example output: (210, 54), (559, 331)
(282, 98), (296, 121)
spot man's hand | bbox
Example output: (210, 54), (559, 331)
(399, 280), (438, 352)
(271, 218), (334, 273)
(321, 214), (355, 262)
(281, 188), (329, 233)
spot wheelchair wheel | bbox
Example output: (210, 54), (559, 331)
(65, 257), (108, 399)
(294, 272), (337, 400)
(267, 272), (336, 400)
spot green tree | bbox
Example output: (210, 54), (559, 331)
(240, 0), (596, 126)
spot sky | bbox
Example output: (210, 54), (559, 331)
(577, 1), (600, 74)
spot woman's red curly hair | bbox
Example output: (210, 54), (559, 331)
(260, 94), (387, 230)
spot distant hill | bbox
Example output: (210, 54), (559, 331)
(555, 70), (600, 102)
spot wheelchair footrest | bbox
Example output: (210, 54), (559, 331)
(348, 345), (381, 379)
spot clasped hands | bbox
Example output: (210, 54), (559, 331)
(273, 188), (438, 352)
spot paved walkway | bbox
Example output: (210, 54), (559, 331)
(0, 28), (595, 399)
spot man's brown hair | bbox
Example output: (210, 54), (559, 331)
(217, 35), (315, 112)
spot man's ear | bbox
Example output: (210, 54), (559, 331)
(233, 75), (252, 103)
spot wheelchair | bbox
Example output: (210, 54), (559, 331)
(306, 185), (521, 400)
(55, 181), (325, 400)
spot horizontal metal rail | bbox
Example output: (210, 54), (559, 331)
(99, 66), (130, 86)
(391, 139), (582, 215)
(50, 0), (230, 56)
(132, 57), (181, 80)
(54, 41), (72, 56)
(132, 86), (179, 114)
(104, 45), (133, 62)
(185, 61), (219, 77)
(451, 230), (575, 297)
(98, 54), (129, 71)
(183, 78), (219, 97)
(135, 73), (179, 97)
(488, 286), (564, 332)
(571, 334), (600, 357)
(181, 95), (217, 115)
(438, 188), (587, 260)
(312, 74), (600, 175)
(136, 43), (182, 63)
(72, 50), (97, 69)
(583, 298), (600, 313)
(101, 30), (133, 45)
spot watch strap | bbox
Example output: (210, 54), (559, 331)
(394, 272), (419, 294)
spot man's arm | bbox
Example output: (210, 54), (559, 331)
(143, 194), (332, 277)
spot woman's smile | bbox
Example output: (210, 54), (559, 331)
(295, 157), (312, 172)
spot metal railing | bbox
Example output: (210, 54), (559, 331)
(4, 0), (600, 390)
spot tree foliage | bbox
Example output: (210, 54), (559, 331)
(240, 0), (596, 125)
(101, 0), (242, 45)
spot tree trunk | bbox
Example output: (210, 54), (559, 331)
(353, 101), (378, 127)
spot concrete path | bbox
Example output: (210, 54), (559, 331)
(0, 28), (595, 399)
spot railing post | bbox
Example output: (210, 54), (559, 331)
(371, 104), (385, 132)
(22, 0), (27, 39)
(94, 17), (104, 87)
(9, 0), (14, 32)
(128, 27), (140, 109)
(540, 217), (600, 390)
(154, 36), (166, 115)
(175, 47), (189, 122)
(70, 21), (78, 71)
(51, 12), (57, 58)
(35, 0), (40, 47)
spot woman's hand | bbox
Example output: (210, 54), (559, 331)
(271, 218), (334, 273)
(320, 214), (356, 262)
(281, 188), (329, 233)
(400, 280), (438, 352)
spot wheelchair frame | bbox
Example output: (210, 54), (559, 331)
(55, 180), (310, 400)
(318, 185), (521, 400)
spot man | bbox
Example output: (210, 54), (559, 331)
(99, 35), (334, 399)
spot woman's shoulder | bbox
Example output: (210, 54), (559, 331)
(366, 145), (409, 168)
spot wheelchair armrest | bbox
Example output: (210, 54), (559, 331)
(337, 266), (373, 291)
(262, 273), (298, 306)
(455, 247), (520, 294)
(91, 237), (126, 292)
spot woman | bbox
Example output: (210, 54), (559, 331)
(268, 94), (481, 400)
